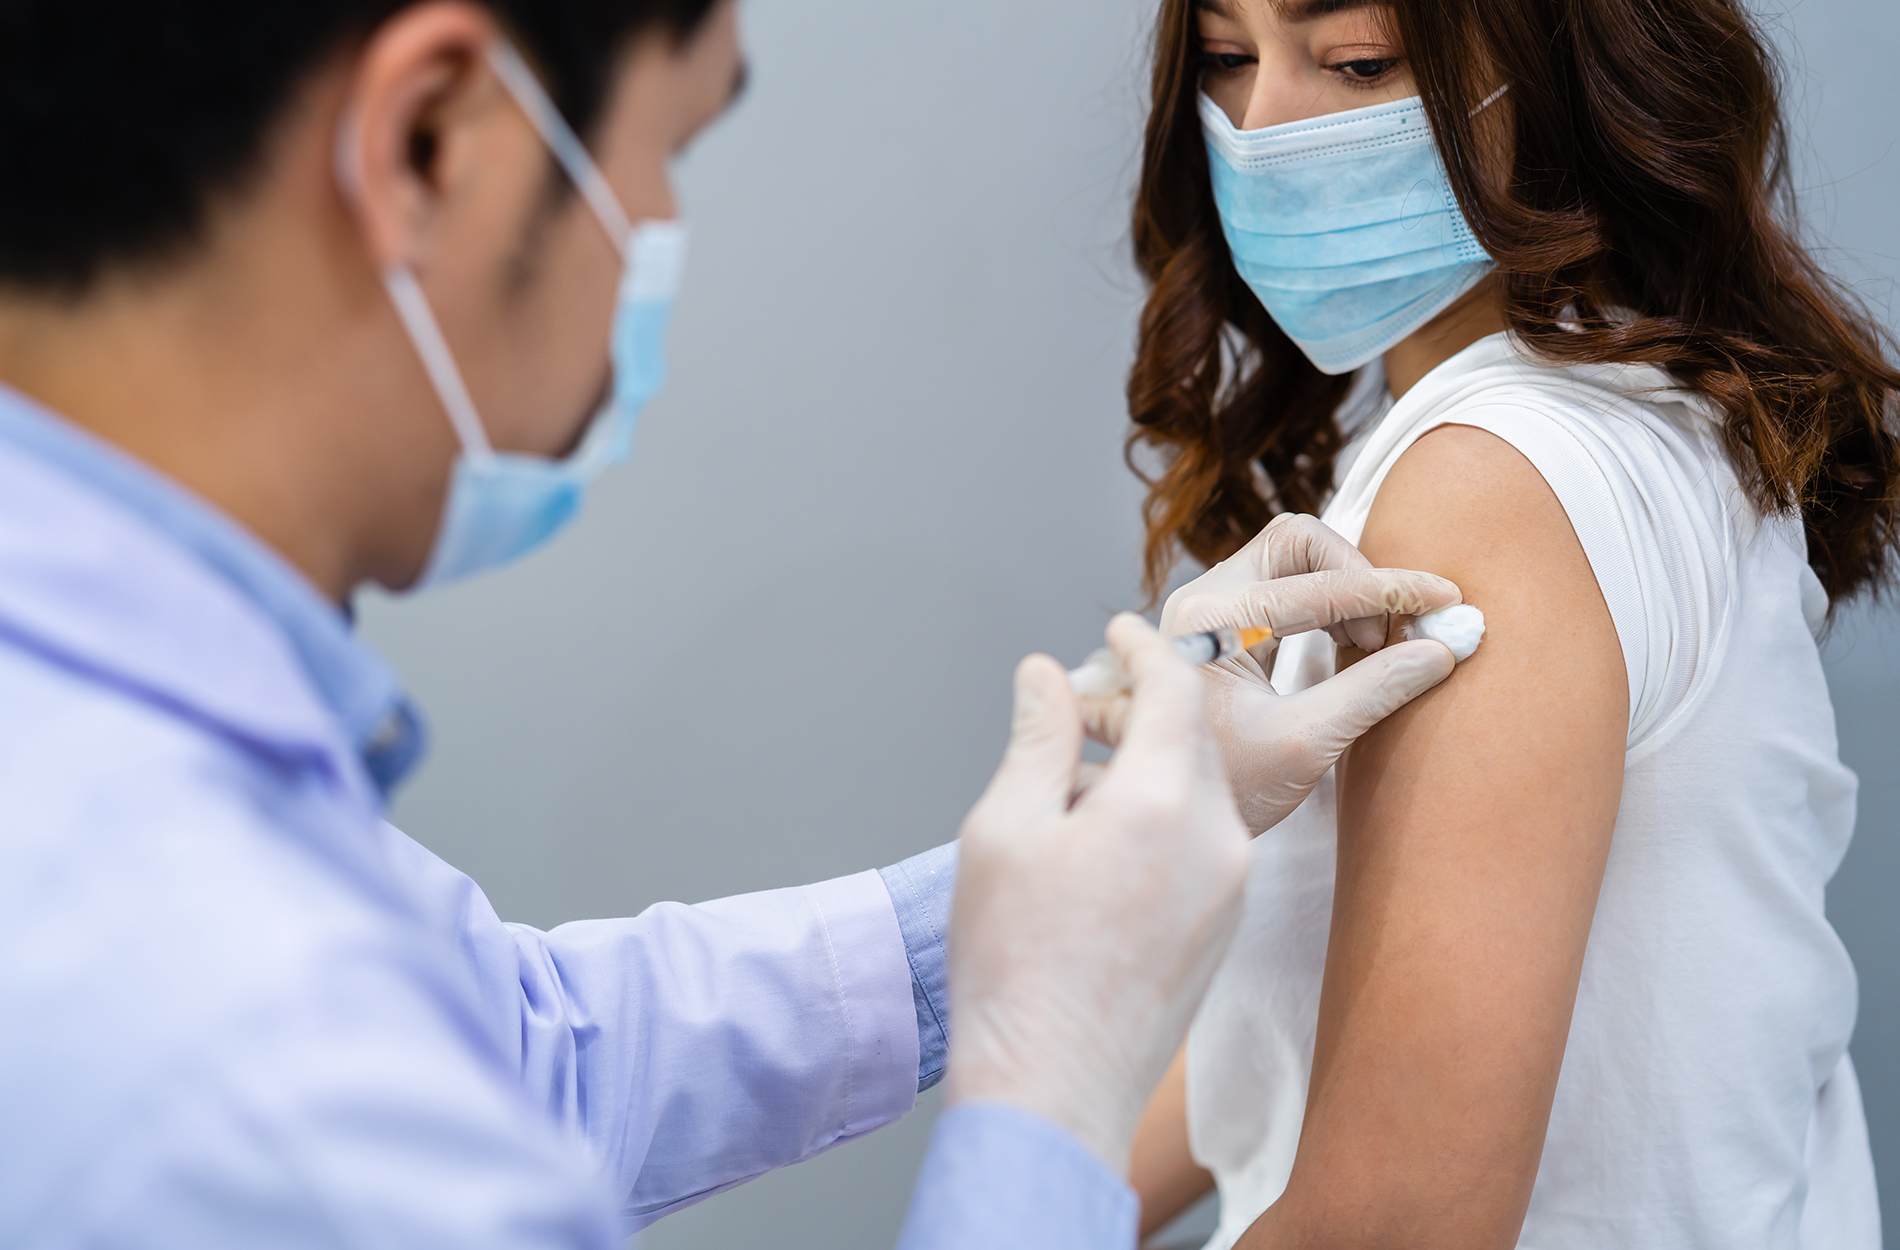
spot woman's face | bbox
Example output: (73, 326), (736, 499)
(1196, 0), (1415, 130)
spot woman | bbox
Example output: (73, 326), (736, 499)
(1121, 0), (1900, 1246)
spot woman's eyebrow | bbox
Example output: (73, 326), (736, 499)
(1275, 0), (1378, 18)
(1193, 0), (1380, 23)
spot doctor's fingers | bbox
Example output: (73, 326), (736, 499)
(966, 654), (1085, 830)
(1261, 513), (1372, 579)
(1158, 517), (1309, 636)
(1077, 686), (1132, 751)
(1164, 516), (1393, 654)
(1200, 514), (1368, 587)
(1080, 644), (1268, 755)
(1087, 614), (1230, 806)
(1167, 568), (1462, 649)
(1274, 639), (1457, 771)
(1204, 642), (1453, 834)
(1069, 760), (1109, 806)
(1257, 515), (1390, 653)
(1074, 609), (1243, 750)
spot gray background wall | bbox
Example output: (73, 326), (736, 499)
(357, 0), (1900, 1244)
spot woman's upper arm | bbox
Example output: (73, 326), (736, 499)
(1243, 423), (1629, 1250)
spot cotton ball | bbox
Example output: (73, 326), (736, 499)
(1403, 604), (1486, 661)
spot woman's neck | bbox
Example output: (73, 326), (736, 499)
(1382, 278), (1509, 399)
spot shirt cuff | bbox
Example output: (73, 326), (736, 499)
(878, 842), (956, 1092)
(896, 1102), (1139, 1250)
(799, 869), (923, 1140)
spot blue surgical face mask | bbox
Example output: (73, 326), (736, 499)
(371, 42), (688, 588)
(1200, 91), (1497, 375)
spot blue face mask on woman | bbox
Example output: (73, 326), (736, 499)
(1200, 91), (1498, 375)
(373, 42), (687, 588)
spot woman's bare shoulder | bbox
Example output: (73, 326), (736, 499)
(1358, 422), (1626, 714)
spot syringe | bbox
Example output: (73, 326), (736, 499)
(1068, 624), (1274, 698)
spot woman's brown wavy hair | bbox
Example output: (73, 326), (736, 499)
(1127, 0), (1900, 606)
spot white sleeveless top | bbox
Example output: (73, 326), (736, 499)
(1188, 333), (1879, 1249)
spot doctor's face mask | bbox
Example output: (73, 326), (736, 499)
(346, 41), (688, 589)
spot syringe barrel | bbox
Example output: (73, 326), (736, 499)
(1172, 627), (1239, 667)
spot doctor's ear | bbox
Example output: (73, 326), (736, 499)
(335, 0), (541, 271)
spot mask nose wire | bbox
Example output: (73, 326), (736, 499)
(485, 41), (634, 259)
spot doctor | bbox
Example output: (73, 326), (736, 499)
(0, 0), (1464, 1246)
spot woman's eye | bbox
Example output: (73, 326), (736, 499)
(1195, 50), (1257, 74)
(1328, 56), (1401, 84)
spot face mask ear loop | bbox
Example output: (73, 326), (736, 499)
(382, 265), (497, 465)
(485, 41), (633, 258)
(332, 106), (498, 466)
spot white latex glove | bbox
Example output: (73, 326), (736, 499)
(946, 614), (1250, 1174)
(1089, 513), (1465, 834)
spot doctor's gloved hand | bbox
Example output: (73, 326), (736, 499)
(945, 615), (1250, 1175)
(1099, 513), (1463, 836)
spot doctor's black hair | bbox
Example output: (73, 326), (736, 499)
(0, 0), (721, 293)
